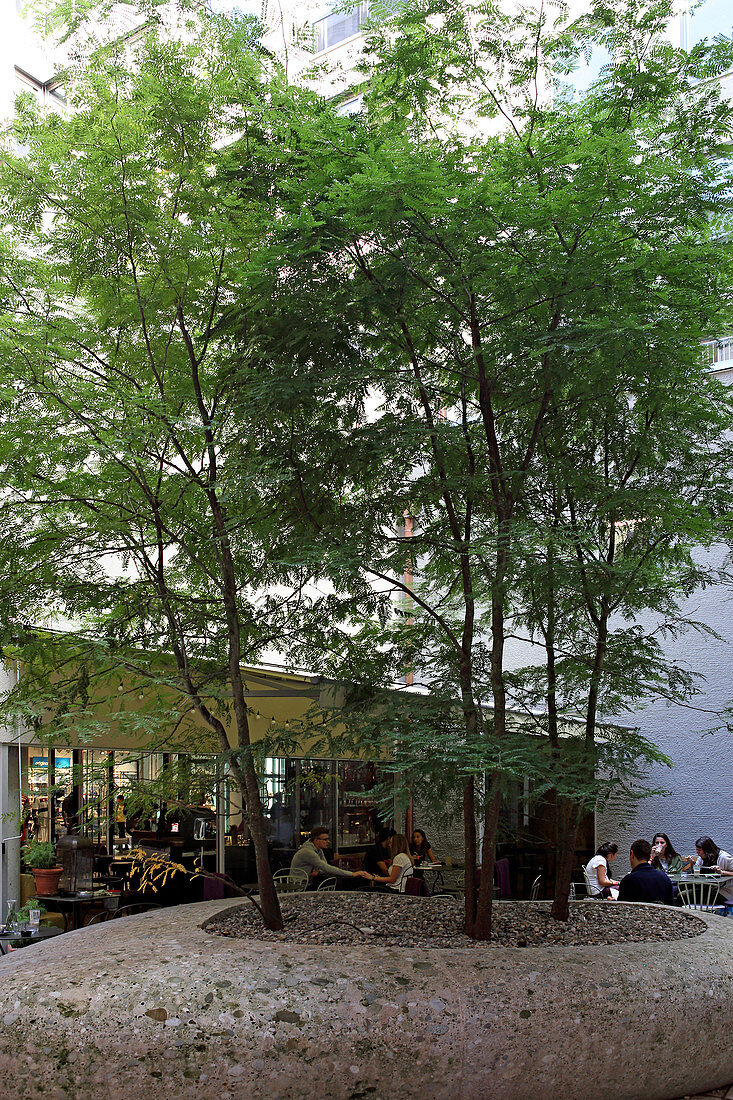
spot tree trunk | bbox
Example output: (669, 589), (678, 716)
(463, 777), (477, 935)
(467, 773), (502, 939)
(229, 749), (283, 930)
(550, 798), (578, 921)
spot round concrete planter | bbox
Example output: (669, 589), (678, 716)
(0, 899), (731, 1100)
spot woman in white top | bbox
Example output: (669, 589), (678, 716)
(585, 842), (620, 899)
(370, 834), (414, 892)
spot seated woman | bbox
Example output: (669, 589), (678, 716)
(585, 842), (620, 899)
(683, 836), (733, 908)
(410, 829), (438, 866)
(650, 832), (683, 875)
(369, 834), (415, 893)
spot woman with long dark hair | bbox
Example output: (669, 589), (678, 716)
(683, 837), (733, 908)
(585, 842), (619, 899)
(410, 829), (437, 865)
(650, 832), (682, 875)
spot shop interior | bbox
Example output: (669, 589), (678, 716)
(22, 747), (389, 884)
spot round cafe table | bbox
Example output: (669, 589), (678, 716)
(0, 926), (63, 956)
(39, 890), (113, 931)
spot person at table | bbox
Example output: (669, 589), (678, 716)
(617, 839), (674, 905)
(363, 828), (393, 877)
(585, 842), (619, 899)
(410, 829), (438, 866)
(682, 836), (733, 907)
(369, 834), (415, 892)
(291, 827), (372, 889)
(649, 832), (683, 876)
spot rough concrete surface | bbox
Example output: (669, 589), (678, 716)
(0, 899), (732, 1100)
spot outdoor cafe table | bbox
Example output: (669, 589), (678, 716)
(41, 890), (112, 931)
(413, 863), (446, 896)
(0, 926), (64, 956)
(668, 872), (726, 885)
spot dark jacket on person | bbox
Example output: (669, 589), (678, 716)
(618, 862), (674, 905)
(362, 842), (390, 876)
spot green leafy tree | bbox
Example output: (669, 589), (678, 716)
(236, 0), (733, 936)
(0, 9), (349, 930)
(511, 362), (733, 919)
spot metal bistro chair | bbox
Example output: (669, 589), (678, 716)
(84, 901), (163, 927)
(316, 876), (337, 892)
(676, 878), (727, 915)
(529, 874), (542, 901)
(583, 867), (604, 899)
(273, 869), (309, 894)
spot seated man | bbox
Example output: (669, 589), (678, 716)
(291, 827), (372, 889)
(362, 828), (393, 878)
(617, 839), (674, 905)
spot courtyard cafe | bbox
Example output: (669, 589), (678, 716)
(0, 651), (595, 945)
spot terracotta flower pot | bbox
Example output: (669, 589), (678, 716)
(32, 867), (64, 897)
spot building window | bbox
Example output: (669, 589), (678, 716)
(313, 0), (401, 54)
(314, 2), (369, 52)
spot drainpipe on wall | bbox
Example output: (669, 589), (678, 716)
(0, 661), (23, 920)
(216, 768), (226, 876)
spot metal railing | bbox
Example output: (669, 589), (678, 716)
(701, 336), (733, 367)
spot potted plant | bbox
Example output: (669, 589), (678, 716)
(22, 840), (63, 896)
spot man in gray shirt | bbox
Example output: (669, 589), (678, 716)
(291, 827), (373, 888)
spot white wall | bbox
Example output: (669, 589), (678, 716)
(596, 541), (733, 875)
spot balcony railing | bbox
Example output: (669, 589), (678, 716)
(702, 336), (733, 367)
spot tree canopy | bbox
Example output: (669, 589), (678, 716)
(1, 0), (733, 938)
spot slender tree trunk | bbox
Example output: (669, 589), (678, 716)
(468, 772), (502, 938)
(228, 747), (283, 929)
(463, 777), (477, 934)
(551, 799), (579, 921)
(180, 318), (283, 931)
(217, 524), (284, 931)
(466, 523), (510, 939)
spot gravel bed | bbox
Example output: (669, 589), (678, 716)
(203, 894), (706, 948)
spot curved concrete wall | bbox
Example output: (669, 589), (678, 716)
(0, 900), (731, 1099)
